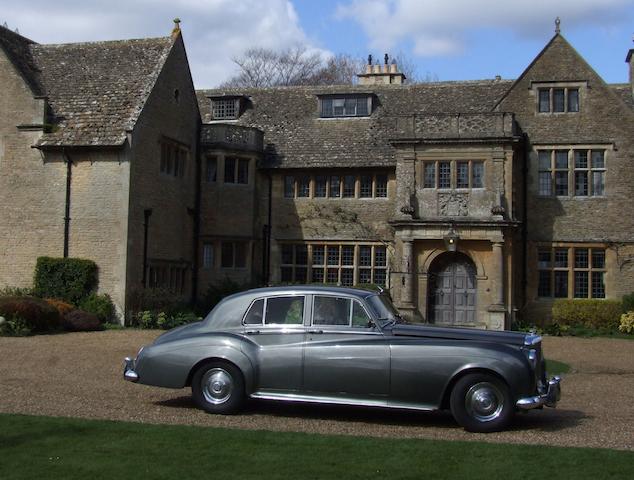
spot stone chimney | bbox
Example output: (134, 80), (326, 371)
(357, 53), (406, 85)
(625, 44), (634, 97)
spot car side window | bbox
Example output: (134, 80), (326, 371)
(352, 300), (371, 327)
(244, 299), (264, 325)
(265, 296), (304, 325)
(313, 296), (351, 326)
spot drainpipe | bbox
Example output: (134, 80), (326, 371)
(521, 133), (529, 309)
(266, 171), (273, 283)
(62, 150), (72, 258)
(142, 209), (152, 286)
(191, 120), (202, 304)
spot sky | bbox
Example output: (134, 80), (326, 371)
(1, 0), (633, 88)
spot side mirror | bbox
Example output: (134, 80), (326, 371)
(367, 319), (376, 329)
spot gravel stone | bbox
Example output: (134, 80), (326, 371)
(0, 331), (632, 451)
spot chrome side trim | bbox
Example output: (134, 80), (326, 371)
(516, 376), (561, 410)
(250, 391), (436, 412)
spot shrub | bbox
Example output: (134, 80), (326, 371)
(80, 293), (115, 323)
(619, 311), (634, 334)
(62, 310), (102, 332)
(33, 257), (98, 304)
(131, 310), (200, 330)
(551, 299), (622, 331)
(621, 293), (634, 313)
(44, 298), (75, 318)
(0, 286), (34, 297)
(0, 296), (60, 332)
(0, 316), (32, 336)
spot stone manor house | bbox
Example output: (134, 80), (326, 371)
(1, 21), (633, 328)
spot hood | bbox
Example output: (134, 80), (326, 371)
(390, 323), (530, 346)
(153, 321), (204, 345)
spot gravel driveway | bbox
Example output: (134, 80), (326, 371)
(0, 331), (632, 451)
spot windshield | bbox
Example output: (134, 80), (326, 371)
(366, 294), (403, 326)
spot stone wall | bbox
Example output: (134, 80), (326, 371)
(126, 35), (200, 313)
(0, 48), (65, 289)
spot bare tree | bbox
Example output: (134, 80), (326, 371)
(310, 54), (365, 85)
(221, 46), (437, 87)
(222, 46), (323, 88)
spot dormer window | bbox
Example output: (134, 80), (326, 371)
(318, 95), (372, 118)
(208, 95), (249, 120)
(212, 98), (238, 120)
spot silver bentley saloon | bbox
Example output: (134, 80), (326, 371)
(123, 286), (561, 432)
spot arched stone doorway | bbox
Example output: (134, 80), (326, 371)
(428, 252), (477, 326)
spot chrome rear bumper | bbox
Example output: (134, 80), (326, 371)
(123, 357), (139, 383)
(516, 376), (561, 410)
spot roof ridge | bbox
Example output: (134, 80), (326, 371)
(32, 36), (171, 49)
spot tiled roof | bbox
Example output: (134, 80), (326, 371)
(31, 36), (174, 147)
(0, 26), (44, 96)
(197, 80), (513, 168)
(609, 84), (634, 110)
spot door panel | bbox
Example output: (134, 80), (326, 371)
(303, 331), (389, 399)
(430, 256), (477, 326)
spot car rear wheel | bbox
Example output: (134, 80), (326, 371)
(192, 362), (245, 414)
(449, 373), (513, 433)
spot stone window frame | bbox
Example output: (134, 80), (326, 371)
(223, 156), (250, 185)
(283, 171), (389, 199)
(531, 81), (585, 115)
(146, 261), (189, 294)
(536, 244), (606, 299)
(220, 240), (249, 270)
(422, 159), (485, 190)
(280, 242), (388, 287)
(318, 94), (373, 118)
(159, 138), (189, 179)
(535, 146), (608, 198)
(202, 243), (214, 269)
(205, 156), (218, 183)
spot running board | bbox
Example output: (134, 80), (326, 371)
(250, 391), (436, 412)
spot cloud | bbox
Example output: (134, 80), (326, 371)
(336, 0), (634, 56)
(1, 0), (323, 87)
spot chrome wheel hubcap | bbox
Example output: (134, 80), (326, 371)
(201, 368), (233, 405)
(465, 382), (504, 422)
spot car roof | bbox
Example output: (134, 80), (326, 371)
(238, 285), (380, 299)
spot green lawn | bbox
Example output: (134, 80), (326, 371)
(1, 414), (632, 479)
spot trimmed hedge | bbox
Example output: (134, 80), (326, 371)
(552, 299), (622, 330)
(0, 296), (60, 333)
(34, 257), (98, 304)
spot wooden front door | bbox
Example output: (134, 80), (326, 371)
(429, 255), (477, 325)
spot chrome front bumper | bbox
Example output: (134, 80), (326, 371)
(123, 357), (139, 383)
(516, 376), (561, 410)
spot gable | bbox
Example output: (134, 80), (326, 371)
(495, 33), (633, 144)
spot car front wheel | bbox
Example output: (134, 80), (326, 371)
(192, 362), (245, 414)
(449, 373), (513, 433)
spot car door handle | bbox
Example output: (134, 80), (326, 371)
(307, 329), (323, 334)
(245, 330), (261, 335)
